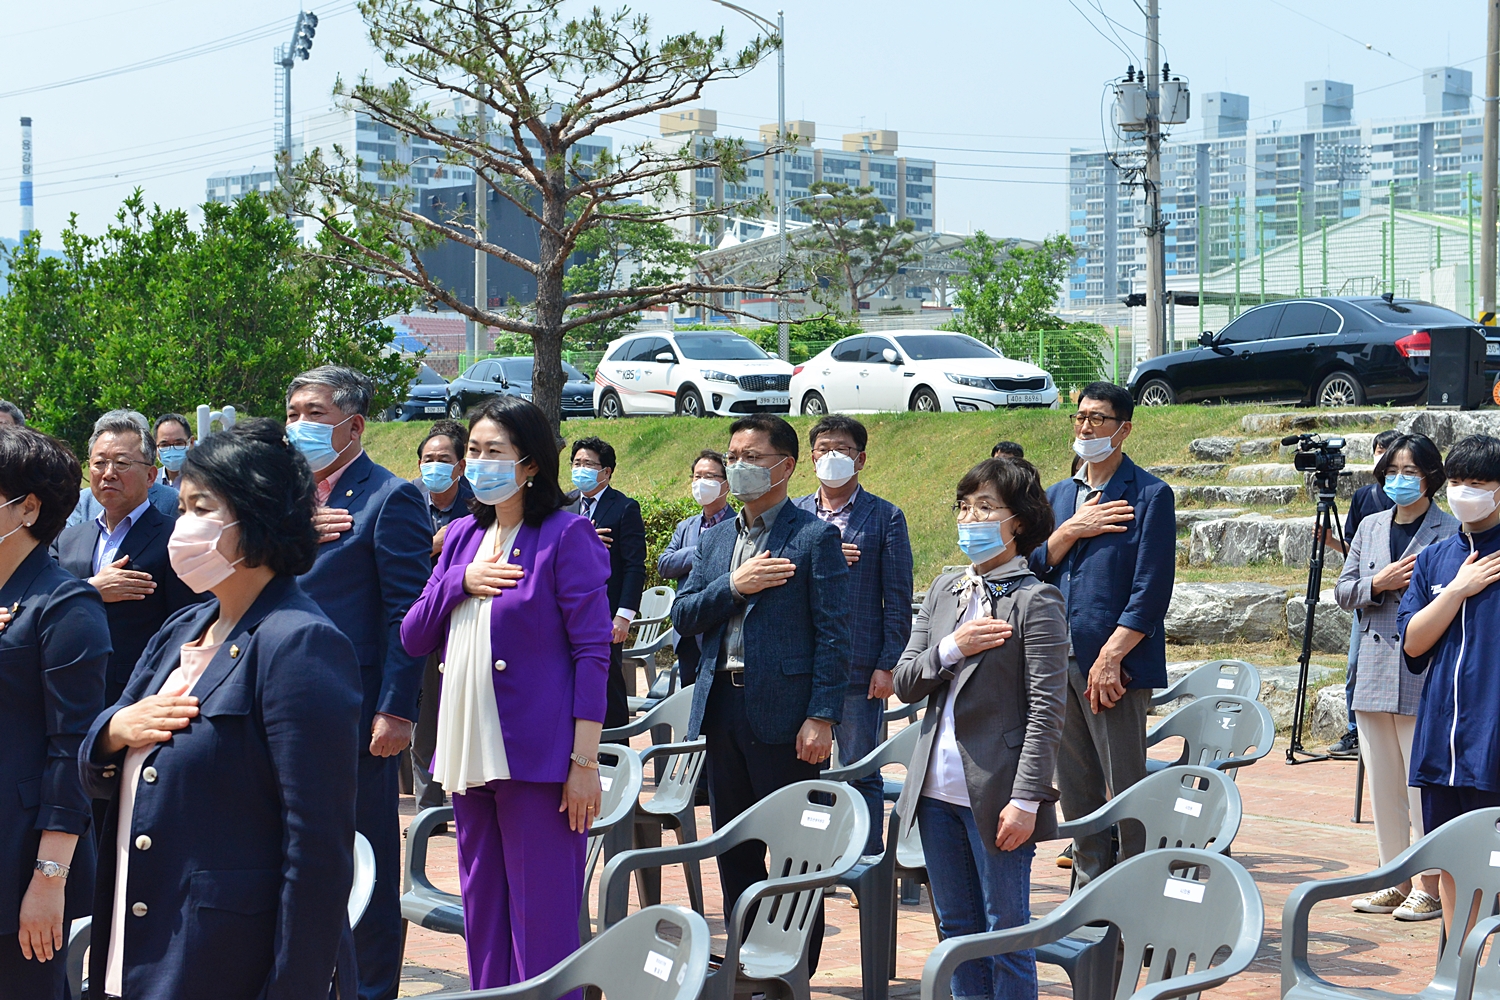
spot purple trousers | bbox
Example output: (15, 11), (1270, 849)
(452, 778), (585, 990)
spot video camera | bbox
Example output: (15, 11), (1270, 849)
(1282, 433), (1346, 492)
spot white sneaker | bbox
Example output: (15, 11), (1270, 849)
(1351, 886), (1407, 913)
(1393, 890), (1443, 922)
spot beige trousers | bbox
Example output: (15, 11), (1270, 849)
(1358, 710), (1425, 866)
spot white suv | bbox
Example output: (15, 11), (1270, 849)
(593, 330), (795, 418)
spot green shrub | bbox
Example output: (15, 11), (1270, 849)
(639, 495), (705, 590)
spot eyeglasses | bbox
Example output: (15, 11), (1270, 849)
(90, 457), (148, 474)
(952, 501), (1011, 521)
(571, 459), (604, 470)
(811, 444), (859, 459)
(691, 472), (727, 482)
(1071, 412), (1122, 428)
(725, 451), (787, 466)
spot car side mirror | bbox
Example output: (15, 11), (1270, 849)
(881, 348), (900, 364)
(654, 351), (675, 363)
(1197, 331), (1216, 348)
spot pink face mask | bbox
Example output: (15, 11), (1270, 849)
(168, 513), (244, 593)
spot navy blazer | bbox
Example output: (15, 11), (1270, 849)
(0, 544), (108, 937)
(675, 500), (851, 743)
(1344, 481), (1395, 542)
(299, 451), (432, 726)
(50, 504), (205, 703)
(791, 487), (914, 678)
(80, 575), (361, 1000)
(1028, 454), (1176, 690)
(568, 485), (647, 618)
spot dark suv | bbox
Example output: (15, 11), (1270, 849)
(1127, 296), (1500, 407)
(446, 356), (594, 420)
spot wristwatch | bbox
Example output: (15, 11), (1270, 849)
(570, 753), (599, 769)
(35, 860), (69, 879)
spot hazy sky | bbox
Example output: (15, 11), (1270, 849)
(0, 0), (1487, 246)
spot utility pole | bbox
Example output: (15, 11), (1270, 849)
(1144, 0), (1165, 357)
(1297, 191), (1305, 297)
(1470, 171), (1478, 316)
(1483, 0), (1499, 315)
(467, 2), (488, 360)
(776, 9), (788, 362)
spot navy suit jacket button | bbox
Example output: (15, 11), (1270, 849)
(131, 902), (148, 917)
(142, 766), (157, 783)
(135, 835), (152, 851)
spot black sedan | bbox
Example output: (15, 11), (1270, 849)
(446, 355), (595, 420)
(391, 364), (450, 421)
(1127, 296), (1500, 407)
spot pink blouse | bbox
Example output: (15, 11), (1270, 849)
(104, 639), (222, 997)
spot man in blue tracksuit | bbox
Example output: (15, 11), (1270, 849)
(1397, 434), (1500, 917)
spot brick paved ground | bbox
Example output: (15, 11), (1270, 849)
(397, 731), (1442, 998)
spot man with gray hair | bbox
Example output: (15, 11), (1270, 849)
(0, 400), (24, 427)
(286, 364), (431, 1000)
(67, 409), (181, 527)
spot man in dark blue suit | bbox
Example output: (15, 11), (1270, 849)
(676, 414), (850, 969)
(1029, 382), (1175, 886)
(286, 365), (432, 1000)
(50, 411), (202, 705)
(791, 415), (912, 857)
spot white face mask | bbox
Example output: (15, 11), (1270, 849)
(814, 452), (858, 488)
(1073, 431), (1119, 465)
(0, 495), (27, 546)
(168, 513), (245, 593)
(691, 478), (723, 506)
(1448, 483), (1500, 525)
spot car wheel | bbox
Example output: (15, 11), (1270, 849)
(676, 386), (705, 417)
(909, 386), (941, 412)
(598, 390), (623, 419)
(1316, 371), (1365, 408)
(1138, 378), (1177, 407)
(801, 391), (828, 416)
(447, 398), (465, 419)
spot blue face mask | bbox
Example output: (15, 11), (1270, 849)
(1383, 473), (1425, 507)
(420, 462), (457, 493)
(571, 466), (601, 492)
(957, 515), (1016, 564)
(286, 414), (355, 473)
(158, 444), (188, 472)
(466, 457), (526, 505)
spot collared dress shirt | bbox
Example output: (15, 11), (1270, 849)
(580, 486), (638, 624)
(315, 449), (363, 506)
(813, 485), (861, 536)
(719, 496), (788, 672)
(93, 498), (154, 575)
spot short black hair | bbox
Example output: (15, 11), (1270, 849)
(0, 400), (27, 427)
(729, 414), (799, 461)
(571, 436), (617, 472)
(991, 440), (1025, 459)
(1374, 429), (1400, 453)
(1078, 381), (1134, 423)
(808, 415), (868, 453)
(0, 427), (82, 545)
(178, 418), (320, 576)
(955, 457), (1055, 557)
(419, 419), (468, 459)
(153, 413), (193, 440)
(468, 396), (567, 528)
(1374, 433), (1446, 498)
(692, 449), (727, 477)
(1445, 434), (1500, 484)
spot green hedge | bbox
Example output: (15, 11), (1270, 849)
(640, 495), (711, 591)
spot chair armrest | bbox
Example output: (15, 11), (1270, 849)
(629, 613), (671, 632)
(638, 738), (706, 767)
(1457, 915), (1500, 998)
(599, 834), (726, 928)
(1281, 857), (1423, 995)
(1056, 805), (1121, 841)
(624, 629), (677, 660)
(404, 806), (456, 896)
(923, 906), (1084, 997)
(1150, 675), (1190, 708)
(884, 700), (920, 724)
(825, 755), (880, 783)
(602, 711), (659, 742)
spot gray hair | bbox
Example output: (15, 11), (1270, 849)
(0, 400), (24, 427)
(287, 365), (373, 416)
(89, 409), (156, 465)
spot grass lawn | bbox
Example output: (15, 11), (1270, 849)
(364, 402), (1361, 587)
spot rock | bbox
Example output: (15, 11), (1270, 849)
(1316, 410), (1404, 429)
(1340, 433), (1376, 463)
(1308, 684), (1350, 745)
(1239, 438), (1278, 458)
(1273, 517), (1346, 571)
(1188, 515), (1344, 569)
(1302, 469), (1376, 501)
(1173, 484), (1304, 506)
(1242, 412), (1318, 434)
(1164, 582), (1290, 644)
(1145, 463), (1228, 480)
(1257, 663), (1339, 731)
(1189, 436), (1242, 461)
(1285, 590), (1352, 654)
(1396, 410), (1500, 449)
(1176, 508), (1245, 530)
(1226, 463), (1305, 484)
(1176, 538), (1189, 561)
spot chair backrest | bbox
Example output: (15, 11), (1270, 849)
(453, 905), (710, 1000)
(630, 586), (677, 646)
(1146, 695), (1274, 770)
(826, 721), (921, 783)
(640, 739), (707, 817)
(602, 685), (694, 743)
(1076, 765), (1242, 856)
(349, 832), (376, 928)
(582, 747), (647, 940)
(1153, 660), (1261, 708)
(1394, 808), (1500, 988)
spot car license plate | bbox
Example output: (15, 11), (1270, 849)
(1009, 393), (1044, 404)
(424, 405), (444, 413)
(762, 395), (790, 406)
(1489, 342), (1500, 356)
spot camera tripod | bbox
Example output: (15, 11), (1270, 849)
(1286, 473), (1345, 764)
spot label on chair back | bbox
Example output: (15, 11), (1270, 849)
(1217, 678), (1235, 690)
(644, 950), (673, 981)
(1163, 877), (1206, 903)
(801, 809), (831, 830)
(1490, 851), (1500, 867)
(600, 775), (613, 792)
(1174, 797), (1203, 818)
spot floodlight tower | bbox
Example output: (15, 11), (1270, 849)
(276, 10), (319, 159)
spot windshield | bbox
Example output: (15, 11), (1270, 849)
(502, 358), (586, 381)
(674, 333), (770, 361)
(894, 334), (1000, 360)
(1357, 301), (1474, 326)
(414, 365), (446, 385)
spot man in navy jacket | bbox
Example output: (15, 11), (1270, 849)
(286, 366), (432, 1000)
(792, 415), (912, 856)
(1029, 382), (1175, 885)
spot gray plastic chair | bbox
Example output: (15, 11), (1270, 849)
(1283, 806), (1500, 1000)
(601, 779), (870, 1000)
(400, 745), (644, 942)
(66, 916), (90, 998)
(438, 904), (710, 1000)
(922, 849), (1264, 1000)
(1151, 659), (1262, 708)
(1039, 766), (1245, 1000)
(623, 586), (677, 696)
(1145, 694), (1275, 776)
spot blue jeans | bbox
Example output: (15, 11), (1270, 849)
(1345, 615), (1361, 733)
(917, 795), (1037, 1000)
(834, 680), (886, 855)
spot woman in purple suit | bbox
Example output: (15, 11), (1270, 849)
(400, 395), (612, 990)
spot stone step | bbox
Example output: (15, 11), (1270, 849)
(1173, 484), (1302, 506)
(1226, 463), (1304, 484)
(1241, 409), (1409, 434)
(1187, 514), (1345, 570)
(1164, 582), (1288, 644)
(1144, 463), (1227, 480)
(1189, 436), (1280, 461)
(1175, 507), (1245, 531)
(1276, 432), (1376, 463)
(1285, 591), (1351, 655)
(1396, 410), (1500, 448)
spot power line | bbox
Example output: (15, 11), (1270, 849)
(8, 0), (179, 40)
(1065, 0), (1138, 66)
(1261, 0), (1417, 69)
